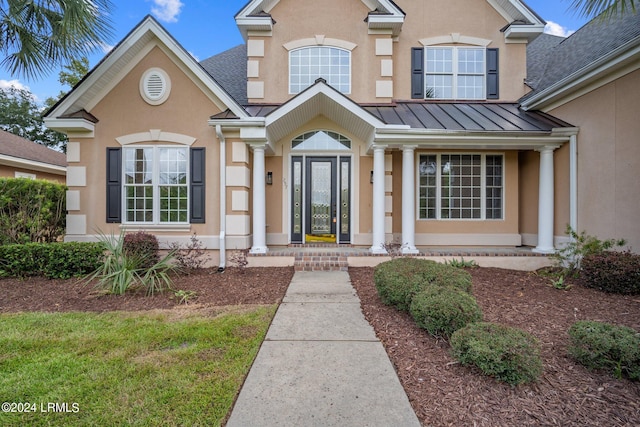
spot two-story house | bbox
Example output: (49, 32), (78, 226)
(44, 0), (639, 266)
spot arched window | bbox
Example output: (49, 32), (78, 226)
(289, 47), (351, 94)
(292, 131), (351, 151)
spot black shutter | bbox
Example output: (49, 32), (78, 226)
(411, 47), (424, 99)
(106, 147), (121, 223)
(190, 147), (205, 223)
(486, 48), (499, 99)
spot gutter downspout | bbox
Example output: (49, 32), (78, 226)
(570, 134), (578, 233)
(216, 125), (226, 271)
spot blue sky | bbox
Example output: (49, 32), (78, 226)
(1, 0), (589, 103)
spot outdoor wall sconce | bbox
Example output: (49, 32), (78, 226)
(370, 170), (374, 184)
(266, 171), (273, 185)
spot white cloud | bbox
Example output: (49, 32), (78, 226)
(0, 79), (30, 91)
(188, 51), (200, 61)
(99, 42), (115, 54)
(544, 21), (575, 38)
(151, 0), (184, 23)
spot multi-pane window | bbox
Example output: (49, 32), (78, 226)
(123, 146), (188, 223)
(418, 154), (503, 220)
(290, 47), (351, 94)
(425, 47), (485, 99)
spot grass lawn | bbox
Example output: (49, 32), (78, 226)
(0, 305), (276, 426)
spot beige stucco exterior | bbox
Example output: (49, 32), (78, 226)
(546, 68), (640, 250)
(249, 0), (530, 104)
(51, 1), (629, 261)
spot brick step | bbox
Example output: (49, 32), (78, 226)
(294, 253), (349, 271)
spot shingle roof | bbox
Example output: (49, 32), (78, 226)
(0, 129), (67, 167)
(525, 33), (565, 89)
(200, 44), (248, 105)
(525, 5), (640, 96)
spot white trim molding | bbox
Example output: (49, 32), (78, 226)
(283, 37), (357, 51)
(420, 34), (492, 47)
(116, 130), (196, 146)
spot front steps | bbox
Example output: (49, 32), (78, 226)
(293, 250), (349, 272)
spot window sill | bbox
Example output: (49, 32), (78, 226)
(120, 224), (192, 232)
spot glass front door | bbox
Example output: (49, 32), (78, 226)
(291, 156), (350, 244)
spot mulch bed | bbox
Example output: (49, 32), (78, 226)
(3, 265), (640, 425)
(0, 267), (294, 312)
(349, 267), (640, 427)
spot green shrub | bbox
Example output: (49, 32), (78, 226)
(0, 178), (66, 244)
(450, 322), (543, 385)
(409, 286), (483, 338)
(123, 231), (160, 269)
(551, 225), (626, 277)
(85, 231), (175, 296)
(580, 251), (640, 295)
(0, 242), (104, 279)
(568, 321), (640, 380)
(374, 258), (472, 311)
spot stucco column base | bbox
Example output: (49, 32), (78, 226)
(250, 246), (269, 254)
(369, 245), (388, 255)
(532, 246), (555, 255)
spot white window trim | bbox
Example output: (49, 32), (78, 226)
(289, 46), (352, 95)
(416, 153), (504, 221)
(122, 145), (189, 225)
(425, 46), (486, 100)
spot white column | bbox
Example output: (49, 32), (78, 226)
(371, 145), (388, 254)
(250, 144), (268, 254)
(402, 145), (419, 254)
(534, 146), (558, 254)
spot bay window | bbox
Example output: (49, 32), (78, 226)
(418, 154), (503, 220)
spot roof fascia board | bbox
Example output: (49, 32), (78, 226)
(48, 17), (247, 121)
(0, 154), (66, 175)
(522, 38), (640, 111)
(264, 83), (386, 129)
(485, 0), (545, 26)
(43, 117), (95, 134)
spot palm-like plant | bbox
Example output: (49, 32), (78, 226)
(569, 0), (637, 19)
(0, 0), (113, 79)
(85, 230), (177, 296)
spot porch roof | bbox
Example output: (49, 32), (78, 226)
(240, 101), (573, 133)
(362, 102), (573, 132)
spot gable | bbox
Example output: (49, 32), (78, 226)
(45, 16), (247, 134)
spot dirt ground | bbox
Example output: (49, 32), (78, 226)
(2, 265), (639, 426)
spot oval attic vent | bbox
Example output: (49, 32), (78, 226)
(140, 68), (171, 105)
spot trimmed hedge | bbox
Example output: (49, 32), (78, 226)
(0, 242), (104, 279)
(581, 251), (640, 295)
(123, 231), (160, 269)
(409, 286), (483, 338)
(451, 322), (543, 385)
(568, 321), (640, 380)
(374, 258), (472, 311)
(0, 178), (66, 244)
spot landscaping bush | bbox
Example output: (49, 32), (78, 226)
(409, 286), (483, 338)
(450, 322), (543, 385)
(86, 231), (175, 296)
(0, 178), (66, 244)
(568, 321), (640, 380)
(374, 258), (472, 311)
(551, 225), (626, 277)
(123, 231), (159, 269)
(580, 251), (640, 295)
(0, 242), (104, 279)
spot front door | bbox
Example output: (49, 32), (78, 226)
(291, 156), (351, 244)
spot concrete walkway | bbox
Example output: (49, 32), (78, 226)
(226, 271), (420, 427)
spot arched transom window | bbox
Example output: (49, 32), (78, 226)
(292, 131), (351, 151)
(289, 47), (351, 94)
